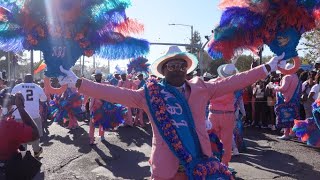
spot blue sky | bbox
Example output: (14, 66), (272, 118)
(106, 0), (225, 71)
(127, 0), (222, 62)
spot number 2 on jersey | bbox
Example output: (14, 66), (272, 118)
(26, 90), (34, 101)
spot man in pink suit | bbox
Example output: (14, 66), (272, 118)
(274, 63), (300, 140)
(208, 64), (239, 167)
(118, 73), (136, 126)
(57, 49), (285, 179)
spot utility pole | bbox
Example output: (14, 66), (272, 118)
(82, 56), (85, 76)
(31, 50), (34, 78)
(168, 24), (194, 53)
(7, 52), (10, 80)
(93, 55), (96, 70)
(191, 25), (194, 54)
(108, 59), (110, 74)
(198, 35), (213, 75)
(259, 46), (264, 65)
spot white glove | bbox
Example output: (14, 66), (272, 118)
(81, 104), (86, 112)
(57, 66), (79, 87)
(278, 60), (286, 69)
(205, 120), (212, 130)
(266, 52), (285, 72)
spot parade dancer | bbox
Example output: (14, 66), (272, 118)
(85, 70), (126, 144)
(118, 73), (136, 126)
(133, 73), (147, 127)
(208, 64), (240, 167)
(65, 86), (82, 129)
(84, 70), (106, 144)
(57, 45), (284, 179)
(233, 90), (246, 155)
(274, 63), (301, 140)
(49, 85), (82, 129)
(293, 99), (320, 148)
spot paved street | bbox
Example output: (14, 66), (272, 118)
(32, 120), (320, 180)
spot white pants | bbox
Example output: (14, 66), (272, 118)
(17, 117), (43, 152)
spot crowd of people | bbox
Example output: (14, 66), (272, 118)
(1, 47), (320, 179)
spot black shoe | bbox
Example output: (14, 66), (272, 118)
(34, 147), (43, 158)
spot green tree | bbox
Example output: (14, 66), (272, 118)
(301, 29), (320, 63)
(186, 31), (202, 55)
(235, 55), (254, 72)
(208, 58), (225, 76)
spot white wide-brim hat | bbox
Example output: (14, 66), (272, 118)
(91, 69), (103, 77)
(217, 64), (239, 78)
(150, 52), (198, 78)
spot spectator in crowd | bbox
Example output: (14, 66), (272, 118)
(15, 78), (23, 85)
(299, 71), (309, 119)
(314, 57), (320, 71)
(242, 85), (253, 127)
(11, 74), (47, 158)
(265, 74), (277, 131)
(253, 80), (267, 128)
(0, 93), (40, 160)
(308, 72), (320, 104)
(203, 72), (214, 82)
(186, 72), (194, 80)
(0, 93), (40, 180)
(0, 76), (6, 91)
(302, 73), (315, 118)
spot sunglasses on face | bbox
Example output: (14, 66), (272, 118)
(165, 62), (188, 72)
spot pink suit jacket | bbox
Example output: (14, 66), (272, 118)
(78, 65), (267, 179)
(277, 74), (299, 103)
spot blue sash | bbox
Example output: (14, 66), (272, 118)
(144, 79), (232, 180)
(275, 81), (301, 128)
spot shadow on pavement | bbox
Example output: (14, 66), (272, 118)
(33, 171), (44, 180)
(46, 126), (92, 154)
(116, 124), (152, 147)
(92, 140), (150, 179)
(232, 128), (320, 179)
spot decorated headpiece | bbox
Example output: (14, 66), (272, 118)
(0, 0), (149, 77)
(208, 0), (320, 74)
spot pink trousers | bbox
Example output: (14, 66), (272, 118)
(89, 120), (105, 142)
(135, 109), (145, 126)
(67, 113), (79, 128)
(209, 112), (235, 166)
(125, 107), (133, 126)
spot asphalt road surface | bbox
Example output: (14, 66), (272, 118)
(31, 119), (320, 180)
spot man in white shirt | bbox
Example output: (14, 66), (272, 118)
(11, 74), (47, 158)
(309, 77), (320, 101)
